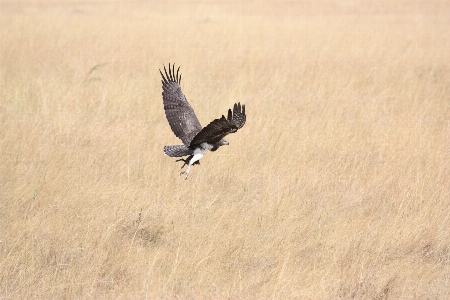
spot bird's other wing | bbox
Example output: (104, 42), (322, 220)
(227, 102), (246, 129)
(160, 64), (203, 146)
(189, 115), (238, 147)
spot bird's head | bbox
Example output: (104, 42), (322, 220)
(211, 139), (229, 152)
(218, 139), (229, 146)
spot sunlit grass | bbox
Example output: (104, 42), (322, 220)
(1, 1), (449, 298)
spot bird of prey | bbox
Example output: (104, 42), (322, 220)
(160, 64), (246, 179)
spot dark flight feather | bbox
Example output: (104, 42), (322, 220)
(189, 103), (245, 147)
(160, 63), (202, 146)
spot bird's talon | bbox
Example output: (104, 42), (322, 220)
(176, 157), (189, 169)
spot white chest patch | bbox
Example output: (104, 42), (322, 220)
(189, 143), (213, 166)
(190, 148), (205, 165)
(193, 147), (207, 155)
(199, 142), (214, 151)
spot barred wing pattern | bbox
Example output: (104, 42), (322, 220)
(228, 102), (246, 129)
(163, 144), (194, 157)
(160, 64), (203, 146)
(190, 103), (246, 147)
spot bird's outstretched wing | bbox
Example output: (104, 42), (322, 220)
(190, 103), (246, 147)
(160, 64), (203, 146)
(227, 102), (246, 129)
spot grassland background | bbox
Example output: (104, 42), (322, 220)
(1, 0), (449, 299)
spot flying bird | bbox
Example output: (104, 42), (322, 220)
(160, 64), (246, 179)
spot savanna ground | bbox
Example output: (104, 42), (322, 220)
(1, 0), (450, 299)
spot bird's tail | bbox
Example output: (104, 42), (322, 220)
(163, 145), (194, 157)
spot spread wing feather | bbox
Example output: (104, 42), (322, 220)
(189, 116), (236, 147)
(163, 145), (194, 157)
(228, 102), (246, 129)
(190, 103), (246, 147)
(160, 64), (203, 146)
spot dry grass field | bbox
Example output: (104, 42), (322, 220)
(1, 0), (450, 299)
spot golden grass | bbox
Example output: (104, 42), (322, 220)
(1, 0), (450, 298)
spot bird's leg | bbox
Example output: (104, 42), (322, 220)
(179, 152), (203, 180)
(180, 164), (191, 180)
(176, 156), (191, 169)
(176, 155), (200, 169)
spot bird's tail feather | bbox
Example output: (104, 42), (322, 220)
(164, 145), (194, 157)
